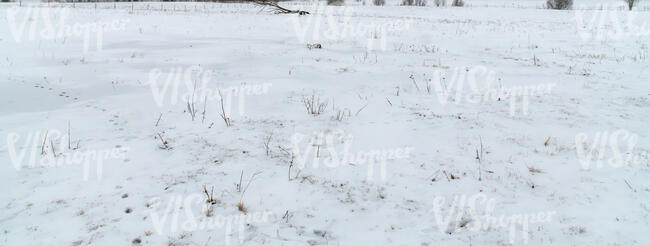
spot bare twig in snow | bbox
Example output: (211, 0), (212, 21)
(155, 113), (162, 127)
(264, 133), (273, 156)
(218, 89), (232, 127)
(50, 139), (57, 158)
(41, 130), (49, 155)
(156, 133), (169, 149)
(355, 103), (368, 116)
(409, 74), (420, 91)
(237, 170), (244, 193)
(202, 96), (208, 124)
(238, 171), (262, 214)
(624, 179), (636, 192)
(68, 121), (71, 150)
(476, 136), (483, 181)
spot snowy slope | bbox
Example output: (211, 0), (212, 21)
(0, 1), (649, 245)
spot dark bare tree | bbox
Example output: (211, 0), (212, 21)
(546, 0), (573, 10)
(625, 0), (639, 10)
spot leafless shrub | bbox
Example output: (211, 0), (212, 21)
(546, 0), (573, 10)
(451, 0), (464, 6)
(327, 0), (344, 5)
(303, 93), (328, 116)
(373, 0), (385, 6)
(401, 0), (427, 6)
(434, 0), (446, 6)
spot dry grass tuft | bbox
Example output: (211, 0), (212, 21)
(303, 93), (328, 116)
(237, 202), (248, 214)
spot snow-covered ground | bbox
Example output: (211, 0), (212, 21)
(1, 0), (649, 245)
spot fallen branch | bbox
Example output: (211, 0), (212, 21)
(254, 0), (310, 15)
